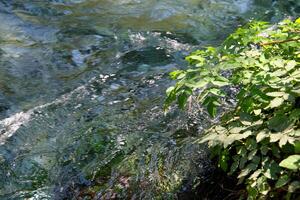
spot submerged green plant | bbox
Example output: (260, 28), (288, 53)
(166, 18), (300, 199)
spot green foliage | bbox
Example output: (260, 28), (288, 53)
(166, 18), (300, 199)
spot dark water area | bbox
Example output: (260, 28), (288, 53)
(0, 0), (298, 199)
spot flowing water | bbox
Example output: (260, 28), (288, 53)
(0, 0), (298, 199)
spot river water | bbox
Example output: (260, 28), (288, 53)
(0, 0), (298, 199)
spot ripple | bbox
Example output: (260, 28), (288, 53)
(0, 0), (296, 198)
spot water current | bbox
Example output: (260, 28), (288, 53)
(0, 0), (299, 199)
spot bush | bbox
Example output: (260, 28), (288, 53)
(165, 18), (300, 199)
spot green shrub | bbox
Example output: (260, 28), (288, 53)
(165, 18), (300, 199)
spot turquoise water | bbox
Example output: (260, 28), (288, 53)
(0, 0), (298, 199)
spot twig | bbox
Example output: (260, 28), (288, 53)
(260, 38), (300, 46)
(291, 30), (300, 34)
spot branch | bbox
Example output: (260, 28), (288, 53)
(291, 30), (300, 34)
(260, 38), (300, 46)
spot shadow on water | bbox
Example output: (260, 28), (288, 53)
(0, 0), (298, 199)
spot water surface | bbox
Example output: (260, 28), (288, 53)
(0, 0), (298, 199)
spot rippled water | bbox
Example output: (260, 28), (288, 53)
(0, 0), (298, 199)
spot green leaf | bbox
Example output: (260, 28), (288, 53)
(279, 155), (300, 170)
(248, 149), (257, 160)
(275, 175), (290, 188)
(229, 158), (240, 175)
(266, 92), (286, 97)
(207, 102), (217, 118)
(271, 58), (285, 69)
(256, 176), (271, 195)
(285, 60), (297, 71)
(239, 112), (254, 126)
(269, 133), (282, 143)
(268, 114), (291, 132)
(271, 69), (287, 77)
(279, 134), (290, 147)
(211, 80), (230, 87)
(238, 163), (258, 179)
(253, 109), (261, 115)
(289, 109), (300, 120)
(240, 98), (255, 113)
(230, 126), (247, 134)
(241, 130), (252, 139)
(199, 132), (219, 144)
(188, 55), (205, 61)
(252, 156), (260, 164)
(169, 70), (184, 79)
(215, 125), (227, 134)
(264, 161), (281, 180)
(260, 145), (269, 155)
(249, 169), (262, 181)
(224, 134), (240, 147)
(178, 92), (188, 109)
(208, 88), (225, 97)
(186, 79), (208, 88)
(237, 146), (248, 157)
(245, 138), (257, 151)
(268, 97), (284, 108)
(256, 130), (268, 142)
(166, 86), (175, 96)
(239, 156), (247, 169)
(271, 145), (281, 158)
(164, 88), (177, 110)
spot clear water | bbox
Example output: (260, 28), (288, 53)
(0, 0), (298, 199)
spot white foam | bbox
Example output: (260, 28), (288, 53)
(0, 111), (33, 145)
(0, 85), (88, 145)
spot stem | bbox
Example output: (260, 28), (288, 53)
(260, 38), (300, 46)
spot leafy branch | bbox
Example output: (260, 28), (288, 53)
(165, 18), (300, 199)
